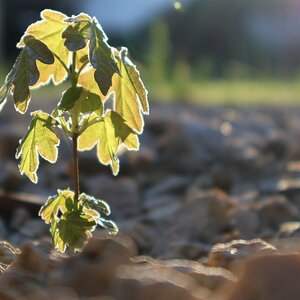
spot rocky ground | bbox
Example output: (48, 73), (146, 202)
(1, 101), (300, 299)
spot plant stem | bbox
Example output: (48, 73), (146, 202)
(70, 50), (80, 204)
(53, 52), (72, 79)
(72, 134), (80, 203)
(77, 60), (89, 76)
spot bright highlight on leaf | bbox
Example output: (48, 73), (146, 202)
(39, 189), (74, 224)
(78, 110), (139, 175)
(16, 111), (59, 183)
(57, 212), (96, 253)
(63, 14), (120, 95)
(3, 36), (54, 113)
(113, 48), (149, 133)
(0, 9), (148, 253)
(40, 190), (116, 253)
(18, 10), (70, 86)
(71, 89), (103, 115)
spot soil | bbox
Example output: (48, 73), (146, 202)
(0, 101), (300, 299)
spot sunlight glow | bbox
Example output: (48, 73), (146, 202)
(173, 1), (182, 10)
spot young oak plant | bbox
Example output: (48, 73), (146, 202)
(0, 10), (149, 253)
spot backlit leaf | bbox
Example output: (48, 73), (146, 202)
(78, 110), (139, 175)
(18, 9), (70, 85)
(79, 193), (111, 216)
(16, 111), (60, 183)
(78, 67), (103, 96)
(51, 220), (65, 253)
(58, 86), (83, 111)
(112, 48), (149, 133)
(39, 190), (74, 224)
(69, 88), (103, 116)
(2, 36), (54, 113)
(98, 218), (118, 235)
(62, 16), (90, 51)
(43, 191), (117, 252)
(58, 86), (103, 114)
(83, 208), (100, 218)
(89, 19), (120, 95)
(56, 211), (96, 253)
(63, 15), (120, 95)
(79, 193), (117, 234)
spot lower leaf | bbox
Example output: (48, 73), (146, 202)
(41, 190), (118, 253)
(55, 211), (96, 253)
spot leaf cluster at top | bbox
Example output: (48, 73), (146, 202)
(0, 9), (149, 180)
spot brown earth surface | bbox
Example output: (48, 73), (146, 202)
(1, 101), (300, 299)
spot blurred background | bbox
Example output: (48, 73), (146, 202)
(2, 0), (300, 104)
(1, 2), (300, 299)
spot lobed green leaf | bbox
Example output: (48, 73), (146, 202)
(41, 190), (117, 253)
(79, 193), (111, 216)
(16, 111), (60, 182)
(39, 190), (74, 224)
(112, 48), (149, 133)
(62, 18), (90, 51)
(18, 9), (70, 86)
(78, 110), (139, 175)
(56, 211), (96, 253)
(98, 218), (118, 235)
(63, 15), (120, 95)
(1, 36), (54, 113)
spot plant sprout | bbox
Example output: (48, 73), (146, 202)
(0, 10), (149, 253)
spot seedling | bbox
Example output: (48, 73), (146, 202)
(0, 10), (148, 253)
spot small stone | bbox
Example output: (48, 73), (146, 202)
(233, 207), (260, 239)
(10, 242), (53, 274)
(271, 237), (300, 254)
(255, 195), (300, 232)
(208, 238), (277, 270)
(113, 264), (210, 300)
(84, 176), (141, 219)
(143, 194), (180, 211)
(133, 256), (236, 291)
(163, 240), (211, 260)
(262, 133), (288, 159)
(277, 222), (300, 238)
(226, 254), (300, 300)
(58, 233), (137, 297)
(0, 217), (7, 240)
(144, 175), (190, 200)
(146, 199), (181, 222)
(10, 207), (31, 229)
(18, 219), (48, 238)
(211, 165), (233, 193)
(167, 189), (235, 242)
(0, 241), (20, 272)
(118, 221), (156, 253)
